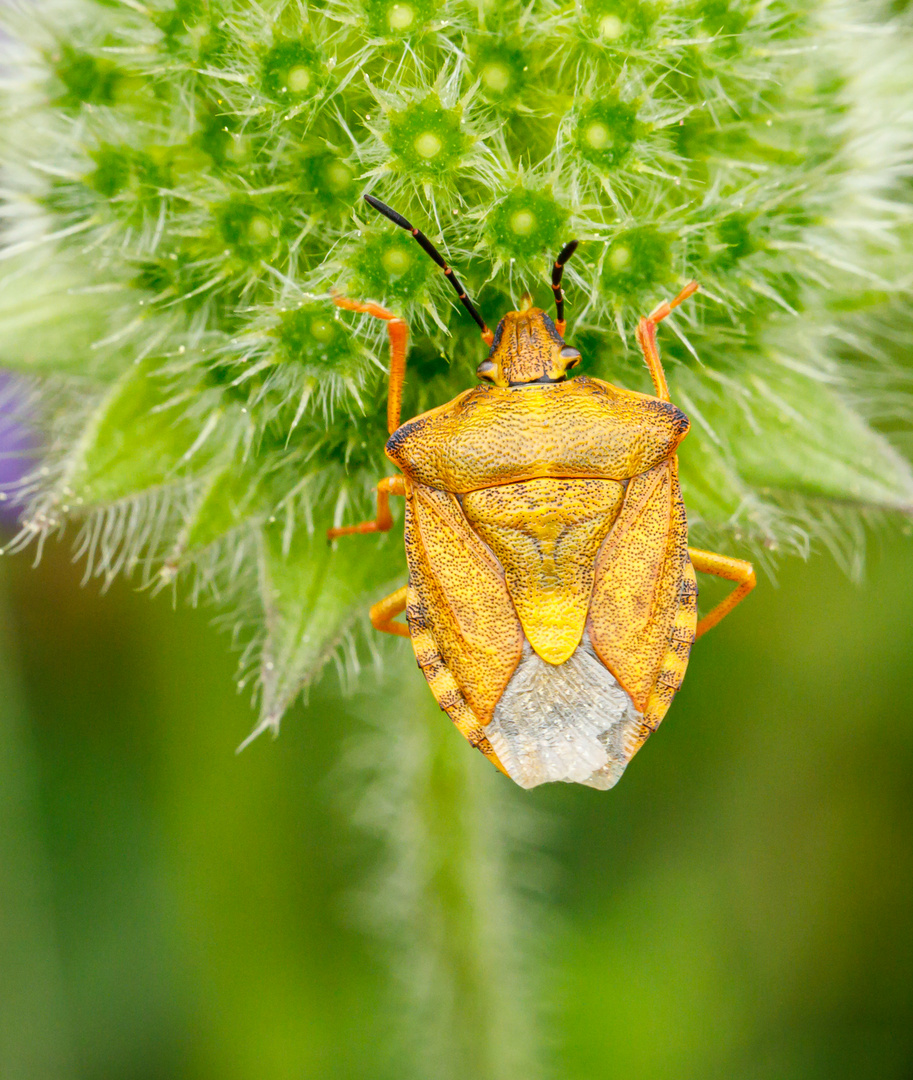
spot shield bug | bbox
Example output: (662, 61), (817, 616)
(329, 194), (755, 790)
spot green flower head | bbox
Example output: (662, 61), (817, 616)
(601, 226), (671, 295)
(261, 40), (327, 100)
(384, 94), (473, 181)
(473, 42), (529, 107)
(276, 303), (358, 371)
(350, 229), (433, 304)
(583, 0), (658, 45)
(486, 188), (570, 261)
(573, 97), (642, 171)
(361, 0), (437, 38)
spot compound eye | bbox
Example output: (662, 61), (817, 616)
(477, 359), (496, 380)
(560, 346), (581, 368)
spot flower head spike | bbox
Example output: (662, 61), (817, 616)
(362, 0), (438, 39)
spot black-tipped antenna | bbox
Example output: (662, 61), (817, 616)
(551, 240), (579, 330)
(363, 194), (492, 340)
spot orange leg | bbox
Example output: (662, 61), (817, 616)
(635, 280), (699, 402)
(689, 546), (756, 639)
(327, 476), (405, 540)
(370, 584), (410, 638)
(333, 296), (409, 434)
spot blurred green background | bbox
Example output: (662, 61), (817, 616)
(1, 525), (912, 1079)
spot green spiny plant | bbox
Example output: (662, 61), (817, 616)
(3, 1), (913, 1074)
(3, 0), (912, 731)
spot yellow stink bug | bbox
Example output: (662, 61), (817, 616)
(330, 195), (755, 790)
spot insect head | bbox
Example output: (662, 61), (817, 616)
(362, 194), (582, 386)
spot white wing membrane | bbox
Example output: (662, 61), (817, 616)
(483, 631), (643, 790)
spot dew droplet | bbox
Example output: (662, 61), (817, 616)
(585, 121), (612, 150)
(414, 131), (442, 159)
(287, 66), (311, 93)
(599, 14), (624, 40)
(387, 3), (415, 30)
(382, 247), (412, 275)
(510, 209), (536, 236)
(609, 244), (631, 271)
(481, 62), (510, 93)
(309, 318), (334, 342)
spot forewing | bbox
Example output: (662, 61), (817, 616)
(587, 459), (694, 714)
(404, 480), (524, 726)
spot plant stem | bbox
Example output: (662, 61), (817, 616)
(348, 646), (543, 1079)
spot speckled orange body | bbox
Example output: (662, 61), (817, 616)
(387, 376), (689, 492)
(330, 286), (754, 790)
(391, 365), (697, 770)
